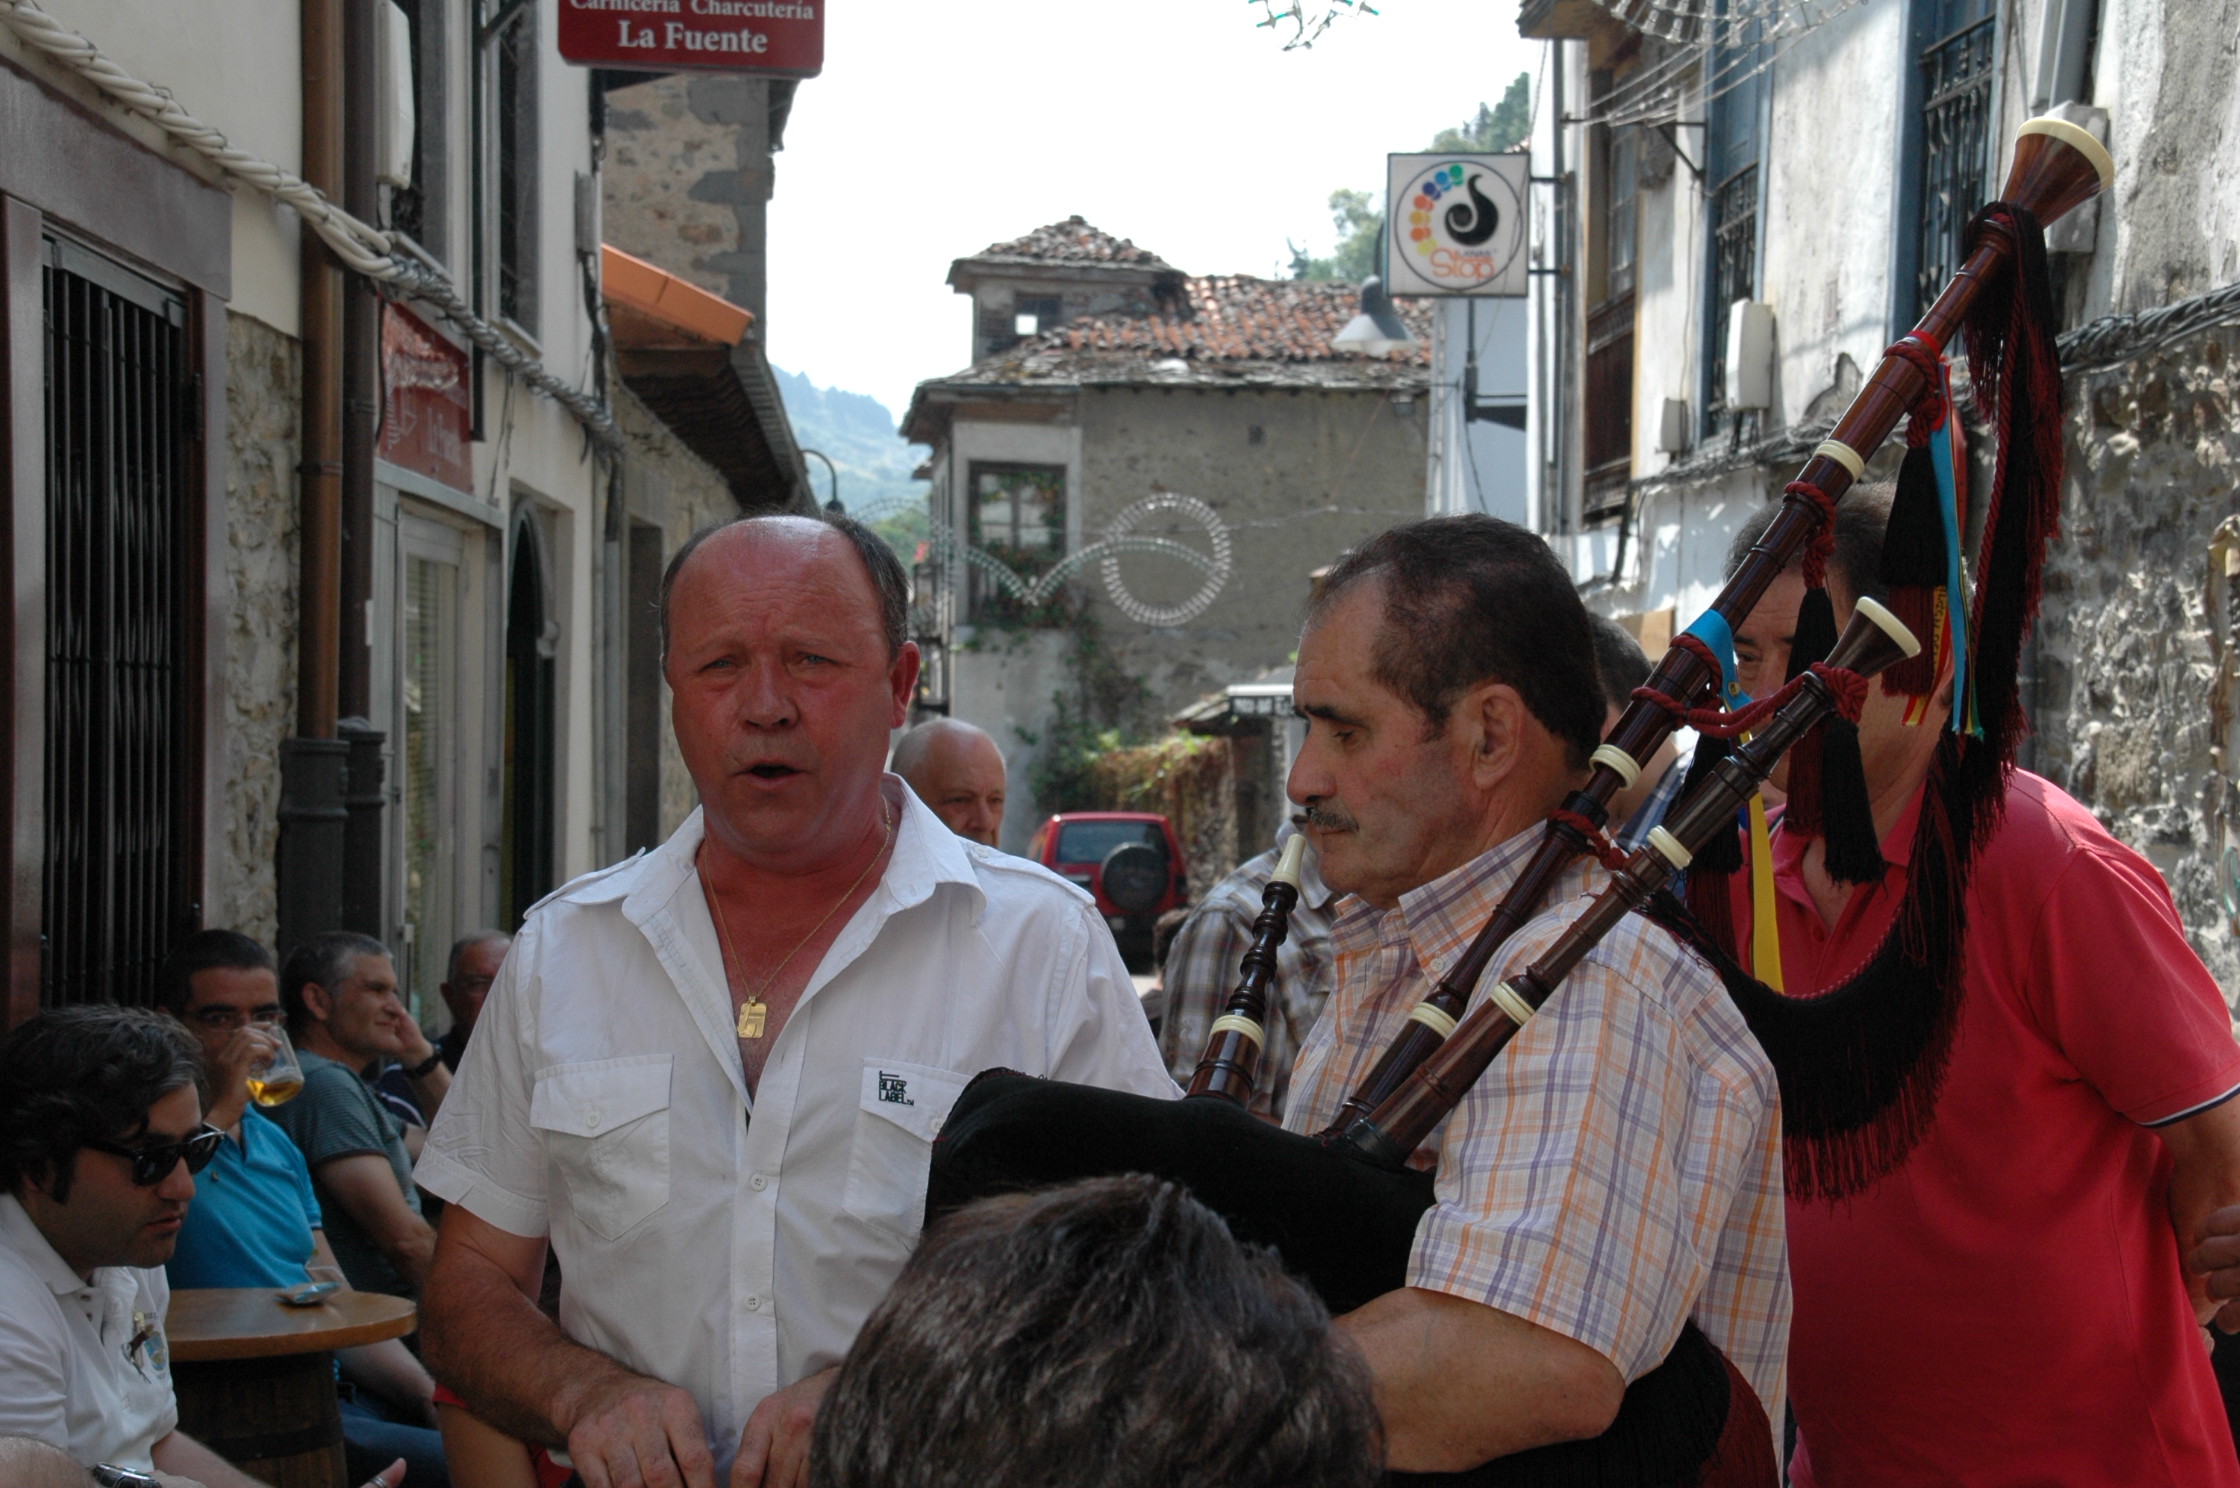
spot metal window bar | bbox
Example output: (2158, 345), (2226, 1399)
(41, 241), (193, 1008)
(1705, 163), (1759, 431)
(1914, 15), (1996, 318)
(1583, 294), (1636, 520)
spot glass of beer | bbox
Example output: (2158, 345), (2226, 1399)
(247, 1023), (306, 1107)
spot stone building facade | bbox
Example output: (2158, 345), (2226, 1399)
(903, 219), (1434, 855)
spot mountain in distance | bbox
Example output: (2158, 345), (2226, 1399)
(772, 366), (931, 555)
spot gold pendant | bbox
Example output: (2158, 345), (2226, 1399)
(736, 997), (767, 1040)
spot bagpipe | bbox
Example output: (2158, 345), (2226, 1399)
(924, 117), (2112, 1487)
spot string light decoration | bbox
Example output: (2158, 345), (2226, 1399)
(1249, 0), (1379, 52)
(858, 492), (1234, 629)
(1585, 0), (1869, 127)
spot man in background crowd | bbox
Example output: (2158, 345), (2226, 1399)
(375, 932), (509, 1131)
(810, 1175), (1379, 1488)
(1586, 614), (1694, 850)
(893, 718), (1008, 848)
(155, 930), (448, 1487)
(1155, 825), (1339, 1121)
(266, 933), (438, 1300)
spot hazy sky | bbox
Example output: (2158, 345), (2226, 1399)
(762, 0), (1542, 421)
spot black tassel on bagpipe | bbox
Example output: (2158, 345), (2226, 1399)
(1879, 441), (1947, 699)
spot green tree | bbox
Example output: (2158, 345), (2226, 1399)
(1287, 187), (1382, 282)
(1290, 74), (1532, 281)
(1429, 73), (1532, 154)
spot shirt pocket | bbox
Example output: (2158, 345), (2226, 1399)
(840, 1058), (971, 1246)
(530, 1055), (675, 1243)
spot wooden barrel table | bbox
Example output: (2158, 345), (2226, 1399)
(167, 1289), (416, 1488)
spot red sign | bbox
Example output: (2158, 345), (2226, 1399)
(379, 304), (473, 495)
(557, 0), (823, 77)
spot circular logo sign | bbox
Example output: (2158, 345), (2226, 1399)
(1393, 160), (1526, 291)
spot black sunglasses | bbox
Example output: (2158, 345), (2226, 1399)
(81, 1126), (224, 1187)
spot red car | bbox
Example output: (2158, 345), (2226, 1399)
(1027, 811), (1189, 969)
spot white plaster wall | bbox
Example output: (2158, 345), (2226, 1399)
(948, 628), (1073, 856)
(26, 0), (303, 336)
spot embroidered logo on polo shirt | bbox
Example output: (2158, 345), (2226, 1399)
(126, 1311), (167, 1377)
(876, 1072), (914, 1106)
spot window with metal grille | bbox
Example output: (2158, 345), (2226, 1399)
(1701, 8), (1768, 436)
(1583, 296), (1636, 522)
(387, 0), (448, 260)
(967, 464), (1065, 624)
(41, 237), (196, 1009)
(1913, 10), (1996, 317)
(496, 6), (539, 332)
(1705, 165), (1759, 430)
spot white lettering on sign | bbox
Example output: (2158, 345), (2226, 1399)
(571, 0), (680, 11)
(664, 19), (770, 49)
(690, 0), (815, 15)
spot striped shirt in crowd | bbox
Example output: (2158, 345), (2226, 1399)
(1282, 825), (1791, 1430)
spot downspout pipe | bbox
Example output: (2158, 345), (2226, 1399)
(340, 0), (387, 939)
(278, 0), (349, 953)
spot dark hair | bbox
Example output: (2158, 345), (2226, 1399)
(1725, 483), (1895, 601)
(0, 1005), (202, 1202)
(810, 1175), (1381, 1488)
(281, 930), (391, 1036)
(1588, 614), (1650, 715)
(1306, 515), (1604, 767)
(445, 930), (510, 986)
(659, 511), (910, 662)
(153, 929), (276, 1016)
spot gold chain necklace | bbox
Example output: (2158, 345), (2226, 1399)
(702, 795), (894, 1040)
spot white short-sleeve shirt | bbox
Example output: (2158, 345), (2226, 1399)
(0, 1194), (178, 1470)
(417, 782), (1177, 1474)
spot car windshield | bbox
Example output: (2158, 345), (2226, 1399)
(1055, 820), (1165, 865)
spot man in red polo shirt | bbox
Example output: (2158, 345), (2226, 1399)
(1726, 488), (2240, 1488)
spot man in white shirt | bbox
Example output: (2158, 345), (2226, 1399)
(0, 1006), (294, 1486)
(418, 513), (1174, 1488)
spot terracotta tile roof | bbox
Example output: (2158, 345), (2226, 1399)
(903, 275), (1433, 439)
(1046, 276), (1433, 365)
(968, 215), (1174, 269)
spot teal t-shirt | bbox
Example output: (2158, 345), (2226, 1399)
(264, 1049), (423, 1298)
(166, 1107), (323, 1289)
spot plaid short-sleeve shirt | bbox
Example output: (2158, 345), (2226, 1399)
(1283, 827), (1790, 1421)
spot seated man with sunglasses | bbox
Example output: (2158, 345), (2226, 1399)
(0, 1004), (267, 1484)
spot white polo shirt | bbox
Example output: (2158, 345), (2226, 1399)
(0, 1193), (178, 1470)
(417, 783), (1177, 1475)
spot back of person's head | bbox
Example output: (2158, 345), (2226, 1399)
(1725, 483), (1895, 599)
(810, 1175), (1380, 1488)
(154, 928), (276, 1016)
(1307, 515), (1603, 768)
(0, 1005), (201, 1202)
(1588, 614), (1651, 717)
(0, 1435), (93, 1487)
(280, 930), (390, 1036)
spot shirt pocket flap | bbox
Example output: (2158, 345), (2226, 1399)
(854, 1059), (969, 1143)
(530, 1056), (674, 1138)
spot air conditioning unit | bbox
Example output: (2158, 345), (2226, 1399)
(1656, 397), (1691, 453)
(1724, 301), (1775, 412)
(376, 1), (416, 190)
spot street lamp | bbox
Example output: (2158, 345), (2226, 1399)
(1331, 275), (1418, 357)
(801, 447), (843, 514)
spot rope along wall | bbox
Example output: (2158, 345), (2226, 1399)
(0, 0), (619, 451)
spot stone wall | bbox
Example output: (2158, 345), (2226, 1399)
(1076, 385), (1429, 727)
(213, 310), (299, 945)
(2032, 327), (2240, 996)
(602, 73), (778, 323)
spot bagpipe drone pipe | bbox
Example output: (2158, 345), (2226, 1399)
(926, 600), (1922, 1488)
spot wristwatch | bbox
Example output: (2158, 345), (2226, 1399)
(404, 1048), (445, 1080)
(90, 1466), (161, 1488)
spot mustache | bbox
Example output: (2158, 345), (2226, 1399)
(1298, 803), (1359, 833)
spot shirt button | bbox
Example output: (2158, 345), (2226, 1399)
(586, 1109), (603, 1131)
(745, 1295), (761, 1311)
(750, 1175), (767, 1191)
